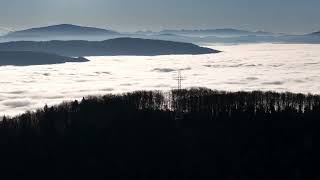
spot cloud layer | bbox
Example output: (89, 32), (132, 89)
(1, 43), (320, 116)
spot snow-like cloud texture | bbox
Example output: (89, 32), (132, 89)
(1, 44), (320, 117)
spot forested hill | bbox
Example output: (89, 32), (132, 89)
(0, 51), (88, 66)
(0, 38), (219, 56)
(1, 88), (320, 179)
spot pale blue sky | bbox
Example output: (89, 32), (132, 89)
(0, 0), (319, 33)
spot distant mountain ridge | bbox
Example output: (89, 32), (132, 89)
(310, 31), (320, 36)
(2, 24), (320, 44)
(160, 28), (274, 36)
(2, 24), (120, 40)
(0, 37), (219, 56)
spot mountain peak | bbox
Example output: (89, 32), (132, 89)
(40, 24), (103, 29)
(4, 24), (120, 40)
(42, 24), (83, 29)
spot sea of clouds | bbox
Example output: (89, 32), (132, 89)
(1, 43), (320, 117)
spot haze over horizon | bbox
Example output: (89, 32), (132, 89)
(0, 0), (320, 34)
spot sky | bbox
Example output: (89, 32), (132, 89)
(0, 0), (319, 33)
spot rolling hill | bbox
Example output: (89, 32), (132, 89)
(0, 51), (88, 66)
(0, 38), (219, 56)
(2, 24), (120, 41)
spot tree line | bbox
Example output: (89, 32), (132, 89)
(1, 88), (320, 179)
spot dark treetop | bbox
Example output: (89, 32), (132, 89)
(1, 88), (320, 179)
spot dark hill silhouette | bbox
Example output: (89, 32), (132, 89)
(0, 38), (219, 56)
(276, 33), (320, 44)
(5, 24), (119, 37)
(0, 51), (88, 66)
(310, 31), (320, 36)
(1, 88), (320, 179)
(0, 24), (121, 42)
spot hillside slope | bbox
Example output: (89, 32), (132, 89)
(0, 38), (219, 56)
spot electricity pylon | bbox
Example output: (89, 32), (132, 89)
(174, 69), (185, 121)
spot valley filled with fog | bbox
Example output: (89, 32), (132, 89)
(1, 43), (320, 116)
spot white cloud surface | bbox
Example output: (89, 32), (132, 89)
(1, 43), (320, 117)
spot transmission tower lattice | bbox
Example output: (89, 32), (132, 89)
(174, 70), (186, 121)
(175, 70), (184, 90)
(178, 70), (183, 90)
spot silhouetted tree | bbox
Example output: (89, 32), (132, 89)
(0, 89), (320, 179)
